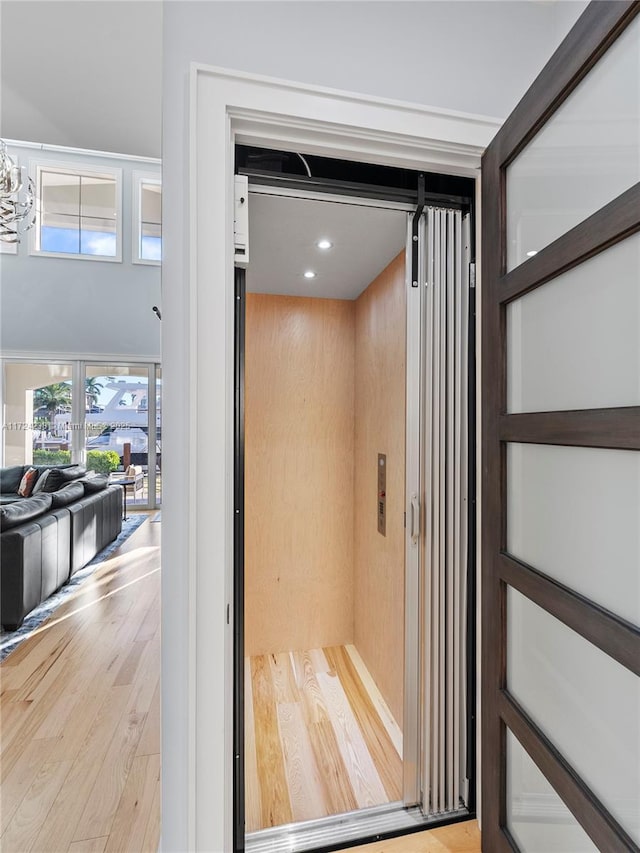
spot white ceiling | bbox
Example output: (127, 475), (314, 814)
(0, 1), (162, 159)
(246, 193), (407, 301)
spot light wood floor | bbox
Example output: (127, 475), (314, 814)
(0, 514), (161, 853)
(335, 820), (481, 852)
(245, 643), (404, 832)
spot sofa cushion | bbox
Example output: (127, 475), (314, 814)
(50, 481), (86, 508)
(0, 465), (26, 495)
(80, 474), (109, 494)
(43, 465), (87, 492)
(18, 467), (39, 497)
(0, 493), (53, 531)
(32, 468), (51, 495)
(0, 495), (22, 505)
(33, 464), (75, 474)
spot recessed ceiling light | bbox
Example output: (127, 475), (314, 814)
(304, 270), (316, 279)
(316, 239), (332, 250)
(526, 250), (538, 257)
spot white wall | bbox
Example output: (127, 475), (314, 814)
(161, 3), (588, 850)
(163, 1), (565, 121)
(0, 143), (161, 360)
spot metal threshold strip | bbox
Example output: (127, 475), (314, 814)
(245, 802), (471, 853)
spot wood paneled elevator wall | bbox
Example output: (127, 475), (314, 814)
(245, 252), (406, 729)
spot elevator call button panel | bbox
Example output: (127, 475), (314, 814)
(378, 453), (386, 536)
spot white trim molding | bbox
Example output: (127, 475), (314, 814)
(4, 138), (161, 165)
(178, 63), (500, 852)
(0, 351), (161, 364)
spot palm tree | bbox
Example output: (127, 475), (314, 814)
(34, 383), (72, 433)
(85, 376), (104, 410)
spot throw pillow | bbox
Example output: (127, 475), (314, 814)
(80, 474), (109, 493)
(43, 465), (87, 492)
(17, 467), (38, 497)
(31, 468), (51, 495)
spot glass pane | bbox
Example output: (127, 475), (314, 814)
(40, 170), (80, 216)
(506, 15), (640, 270)
(2, 362), (73, 467)
(141, 233), (162, 262)
(142, 222), (161, 240)
(507, 729), (598, 852)
(141, 182), (161, 225)
(507, 232), (640, 412)
(508, 588), (640, 845)
(80, 176), (117, 220)
(80, 216), (117, 256)
(507, 443), (640, 627)
(41, 211), (80, 254)
(84, 365), (151, 507)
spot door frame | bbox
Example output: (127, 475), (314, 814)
(183, 64), (499, 851)
(481, 2), (640, 850)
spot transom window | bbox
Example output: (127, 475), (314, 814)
(133, 172), (162, 264)
(32, 162), (122, 261)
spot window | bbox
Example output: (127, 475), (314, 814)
(31, 162), (122, 261)
(133, 171), (162, 264)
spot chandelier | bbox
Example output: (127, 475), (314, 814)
(0, 141), (36, 243)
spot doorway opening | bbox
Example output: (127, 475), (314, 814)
(234, 147), (476, 853)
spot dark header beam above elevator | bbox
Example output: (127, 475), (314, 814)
(240, 169), (471, 211)
(236, 144), (474, 211)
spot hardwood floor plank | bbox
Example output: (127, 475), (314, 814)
(317, 670), (387, 809)
(32, 684), (81, 740)
(0, 736), (58, 834)
(293, 649), (330, 726)
(1, 758), (74, 852)
(333, 819), (481, 852)
(113, 639), (149, 687)
(1, 671), (71, 782)
(140, 772), (161, 853)
(1, 613), (83, 675)
(326, 645), (402, 801)
(268, 651), (298, 704)
(345, 644), (403, 757)
(29, 685), (134, 852)
(244, 658), (262, 834)
(294, 650), (358, 817)
(306, 719), (359, 817)
(72, 696), (148, 840)
(251, 654), (293, 828)
(309, 647), (331, 674)
(134, 591), (160, 643)
(276, 701), (327, 824)
(45, 666), (126, 764)
(103, 752), (160, 853)
(67, 837), (109, 853)
(0, 696), (34, 758)
(136, 678), (161, 757)
(127, 627), (161, 716)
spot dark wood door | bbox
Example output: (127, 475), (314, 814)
(481, 2), (640, 851)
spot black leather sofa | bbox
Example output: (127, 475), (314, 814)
(0, 464), (123, 630)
